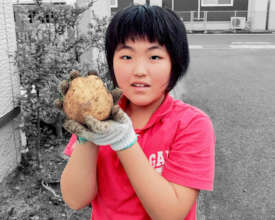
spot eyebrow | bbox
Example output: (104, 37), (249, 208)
(116, 44), (163, 52)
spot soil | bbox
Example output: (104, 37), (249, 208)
(0, 137), (91, 220)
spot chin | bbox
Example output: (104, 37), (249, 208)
(130, 99), (150, 107)
(131, 96), (161, 107)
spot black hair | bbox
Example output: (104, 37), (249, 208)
(105, 4), (189, 92)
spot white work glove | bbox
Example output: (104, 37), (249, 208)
(63, 105), (137, 151)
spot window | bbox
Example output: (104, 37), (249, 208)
(201, 0), (233, 7)
(28, 10), (54, 24)
(133, 0), (146, 5)
(28, 11), (36, 23)
(110, 0), (118, 8)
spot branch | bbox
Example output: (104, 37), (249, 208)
(41, 180), (62, 199)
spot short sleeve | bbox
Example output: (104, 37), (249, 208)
(162, 114), (215, 191)
(64, 134), (77, 157)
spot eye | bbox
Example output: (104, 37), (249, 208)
(150, 56), (161, 60)
(120, 55), (131, 60)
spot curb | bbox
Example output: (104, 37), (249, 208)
(187, 30), (274, 35)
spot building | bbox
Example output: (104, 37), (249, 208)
(13, 0), (66, 4)
(110, 0), (275, 32)
(13, 0), (66, 34)
(173, 0), (249, 32)
(0, 0), (21, 182)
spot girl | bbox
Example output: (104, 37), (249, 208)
(60, 5), (215, 220)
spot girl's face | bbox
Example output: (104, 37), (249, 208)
(113, 38), (171, 108)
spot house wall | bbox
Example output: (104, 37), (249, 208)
(268, 0), (275, 30)
(174, 0), (248, 21)
(174, 0), (197, 11)
(0, 0), (21, 183)
(200, 0), (248, 11)
(248, 0), (273, 31)
(111, 0), (172, 13)
(111, 0), (133, 14)
(162, 0), (172, 9)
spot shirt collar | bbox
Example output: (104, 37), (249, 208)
(118, 93), (174, 133)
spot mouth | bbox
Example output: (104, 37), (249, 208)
(131, 83), (150, 88)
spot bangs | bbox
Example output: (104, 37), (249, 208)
(113, 6), (167, 45)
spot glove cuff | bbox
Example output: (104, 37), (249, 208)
(111, 129), (137, 151)
(77, 136), (88, 144)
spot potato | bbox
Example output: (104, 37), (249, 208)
(63, 75), (113, 123)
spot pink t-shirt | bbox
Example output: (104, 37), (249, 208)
(64, 94), (215, 220)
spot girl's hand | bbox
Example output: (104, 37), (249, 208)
(63, 105), (137, 151)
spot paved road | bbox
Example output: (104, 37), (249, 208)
(172, 34), (275, 219)
(188, 33), (275, 49)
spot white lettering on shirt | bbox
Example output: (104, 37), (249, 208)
(149, 153), (156, 167)
(148, 150), (170, 174)
(156, 151), (165, 167)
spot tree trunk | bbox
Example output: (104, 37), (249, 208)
(35, 89), (41, 169)
(56, 112), (63, 139)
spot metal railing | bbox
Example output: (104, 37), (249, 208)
(175, 10), (248, 22)
(175, 10), (248, 32)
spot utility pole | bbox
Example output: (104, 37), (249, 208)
(172, 0), (174, 10)
(198, 0), (201, 19)
(266, 0), (271, 30)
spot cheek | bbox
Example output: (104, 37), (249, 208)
(154, 64), (171, 87)
(113, 63), (129, 88)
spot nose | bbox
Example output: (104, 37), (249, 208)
(133, 59), (147, 77)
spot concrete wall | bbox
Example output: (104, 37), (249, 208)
(0, 0), (21, 182)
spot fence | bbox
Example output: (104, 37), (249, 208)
(175, 10), (248, 32)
